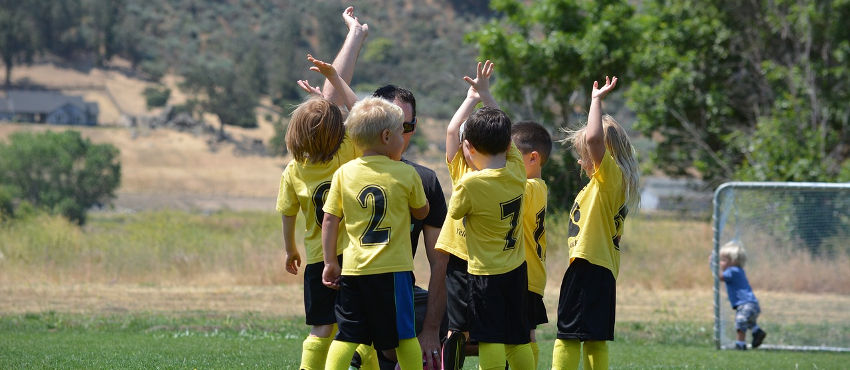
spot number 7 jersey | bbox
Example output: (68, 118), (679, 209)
(323, 155), (427, 275)
(447, 144), (527, 275)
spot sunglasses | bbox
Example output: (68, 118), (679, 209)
(402, 117), (417, 133)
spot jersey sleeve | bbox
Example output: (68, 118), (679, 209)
(275, 164), (299, 216)
(322, 168), (344, 218)
(447, 149), (471, 184)
(722, 266), (735, 282)
(447, 181), (471, 221)
(408, 168), (428, 209)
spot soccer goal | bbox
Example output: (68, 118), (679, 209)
(712, 182), (850, 352)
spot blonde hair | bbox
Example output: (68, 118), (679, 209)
(563, 114), (640, 212)
(719, 240), (747, 267)
(285, 97), (345, 163)
(345, 97), (404, 150)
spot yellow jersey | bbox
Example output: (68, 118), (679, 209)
(567, 153), (627, 279)
(522, 178), (548, 295)
(323, 155), (427, 275)
(276, 137), (359, 264)
(447, 144), (527, 275)
(434, 149), (474, 260)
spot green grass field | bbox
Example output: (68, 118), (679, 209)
(1, 312), (847, 369)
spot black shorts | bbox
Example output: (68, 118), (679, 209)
(469, 262), (530, 344)
(335, 272), (416, 350)
(303, 255), (342, 326)
(556, 258), (616, 341)
(445, 254), (471, 332)
(527, 291), (548, 328)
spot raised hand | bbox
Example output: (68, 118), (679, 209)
(462, 60), (495, 97)
(591, 75), (618, 100)
(307, 54), (338, 79)
(342, 6), (368, 37)
(296, 80), (322, 97)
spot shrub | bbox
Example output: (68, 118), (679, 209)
(143, 86), (171, 109)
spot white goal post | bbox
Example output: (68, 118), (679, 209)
(712, 181), (850, 352)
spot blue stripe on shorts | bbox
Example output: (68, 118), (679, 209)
(393, 271), (416, 339)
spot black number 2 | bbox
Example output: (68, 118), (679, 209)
(534, 208), (546, 260)
(311, 181), (332, 226)
(500, 195), (523, 251)
(358, 185), (390, 245)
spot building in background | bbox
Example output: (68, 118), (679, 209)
(0, 90), (98, 126)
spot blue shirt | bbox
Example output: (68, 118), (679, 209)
(722, 266), (759, 308)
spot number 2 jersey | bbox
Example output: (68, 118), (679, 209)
(447, 144), (527, 275)
(323, 155), (427, 276)
(276, 137), (360, 264)
(522, 178), (548, 296)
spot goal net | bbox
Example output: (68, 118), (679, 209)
(712, 182), (850, 352)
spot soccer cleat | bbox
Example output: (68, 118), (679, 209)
(735, 342), (747, 350)
(752, 329), (767, 349)
(441, 331), (466, 370)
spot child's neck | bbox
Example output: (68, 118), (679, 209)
(473, 151), (507, 170)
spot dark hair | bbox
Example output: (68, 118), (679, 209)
(511, 120), (553, 164)
(463, 106), (512, 155)
(372, 85), (416, 118)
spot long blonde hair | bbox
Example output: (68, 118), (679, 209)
(285, 97), (345, 164)
(563, 114), (640, 213)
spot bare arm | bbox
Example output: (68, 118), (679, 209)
(281, 214), (301, 275)
(446, 60), (495, 162)
(308, 54), (358, 111)
(321, 6), (368, 106)
(411, 202), (430, 221)
(321, 213), (342, 289)
(420, 225), (447, 368)
(587, 76), (618, 169)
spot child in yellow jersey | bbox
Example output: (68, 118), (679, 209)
(278, 12), (377, 369)
(320, 97), (430, 370)
(439, 60), (535, 370)
(511, 120), (553, 368)
(552, 77), (640, 370)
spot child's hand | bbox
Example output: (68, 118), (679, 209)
(296, 80), (322, 97)
(462, 60), (495, 99)
(322, 263), (341, 289)
(591, 76), (618, 100)
(342, 6), (368, 37)
(307, 54), (338, 80)
(284, 251), (301, 275)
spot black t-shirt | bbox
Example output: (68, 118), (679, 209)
(402, 158), (447, 257)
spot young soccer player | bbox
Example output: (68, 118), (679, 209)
(321, 97), (430, 370)
(511, 120), (553, 368)
(552, 76), (640, 370)
(442, 60), (535, 370)
(718, 241), (767, 350)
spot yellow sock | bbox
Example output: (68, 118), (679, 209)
(530, 341), (540, 369)
(300, 335), (333, 370)
(552, 339), (581, 370)
(356, 344), (380, 370)
(583, 341), (608, 370)
(324, 340), (359, 370)
(477, 342), (506, 370)
(505, 343), (534, 369)
(395, 337), (422, 369)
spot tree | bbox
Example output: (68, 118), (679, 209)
(467, 0), (637, 209)
(0, 1), (40, 86)
(0, 130), (121, 225)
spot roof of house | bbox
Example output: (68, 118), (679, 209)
(0, 90), (94, 114)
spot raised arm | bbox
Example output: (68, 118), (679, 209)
(321, 6), (368, 106)
(446, 60), (495, 162)
(308, 54), (358, 111)
(587, 76), (618, 169)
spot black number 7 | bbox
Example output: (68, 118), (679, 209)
(500, 195), (523, 251)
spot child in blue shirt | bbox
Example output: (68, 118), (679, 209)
(719, 241), (767, 350)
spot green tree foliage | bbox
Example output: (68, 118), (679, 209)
(143, 86), (171, 109)
(180, 54), (259, 138)
(0, 1), (40, 86)
(467, 0), (637, 209)
(0, 130), (121, 225)
(629, 0), (850, 185)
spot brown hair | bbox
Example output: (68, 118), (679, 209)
(285, 97), (345, 163)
